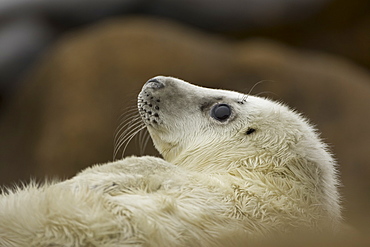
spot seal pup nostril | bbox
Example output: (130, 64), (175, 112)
(145, 78), (164, 90)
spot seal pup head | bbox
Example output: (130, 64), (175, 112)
(138, 76), (341, 227)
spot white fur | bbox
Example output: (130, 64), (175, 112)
(0, 76), (341, 246)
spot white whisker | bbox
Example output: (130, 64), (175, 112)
(117, 107), (140, 122)
(114, 109), (141, 136)
(242, 80), (276, 102)
(140, 131), (151, 156)
(255, 91), (278, 98)
(114, 116), (142, 148)
(119, 125), (147, 159)
(138, 127), (146, 152)
(113, 104), (147, 160)
(113, 121), (146, 160)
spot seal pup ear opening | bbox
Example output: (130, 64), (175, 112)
(245, 127), (256, 135)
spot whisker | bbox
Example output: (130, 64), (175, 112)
(140, 131), (152, 156)
(113, 121), (144, 160)
(242, 81), (264, 102)
(119, 125), (147, 159)
(255, 91), (279, 98)
(117, 107), (140, 122)
(138, 127), (147, 153)
(114, 115), (142, 148)
(112, 90), (144, 159)
(115, 108), (141, 129)
(242, 80), (276, 102)
(114, 108), (141, 139)
(113, 107), (143, 158)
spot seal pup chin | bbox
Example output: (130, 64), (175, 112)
(0, 76), (342, 246)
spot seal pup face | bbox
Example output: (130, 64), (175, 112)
(139, 76), (327, 171)
(138, 76), (341, 225)
(138, 76), (256, 168)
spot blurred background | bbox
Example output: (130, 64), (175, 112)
(0, 0), (369, 242)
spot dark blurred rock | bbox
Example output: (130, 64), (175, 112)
(146, 0), (331, 30)
(0, 17), (369, 232)
(1, 0), (369, 100)
(0, 17), (54, 92)
(244, 0), (370, 75)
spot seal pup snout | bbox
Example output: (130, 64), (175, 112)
(138, 77), (165, 126)
(144, 77), (165, 90)
(139, 76), (182, 127)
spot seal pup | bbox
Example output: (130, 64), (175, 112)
(138, 76), (341, 228)
(0, 76), (341, 246)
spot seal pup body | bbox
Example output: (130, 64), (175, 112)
(0, 76), (341, 246)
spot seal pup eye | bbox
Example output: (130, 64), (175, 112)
(211, 104), (232, 121)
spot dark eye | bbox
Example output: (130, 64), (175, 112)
(211, 104), (231, 121)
